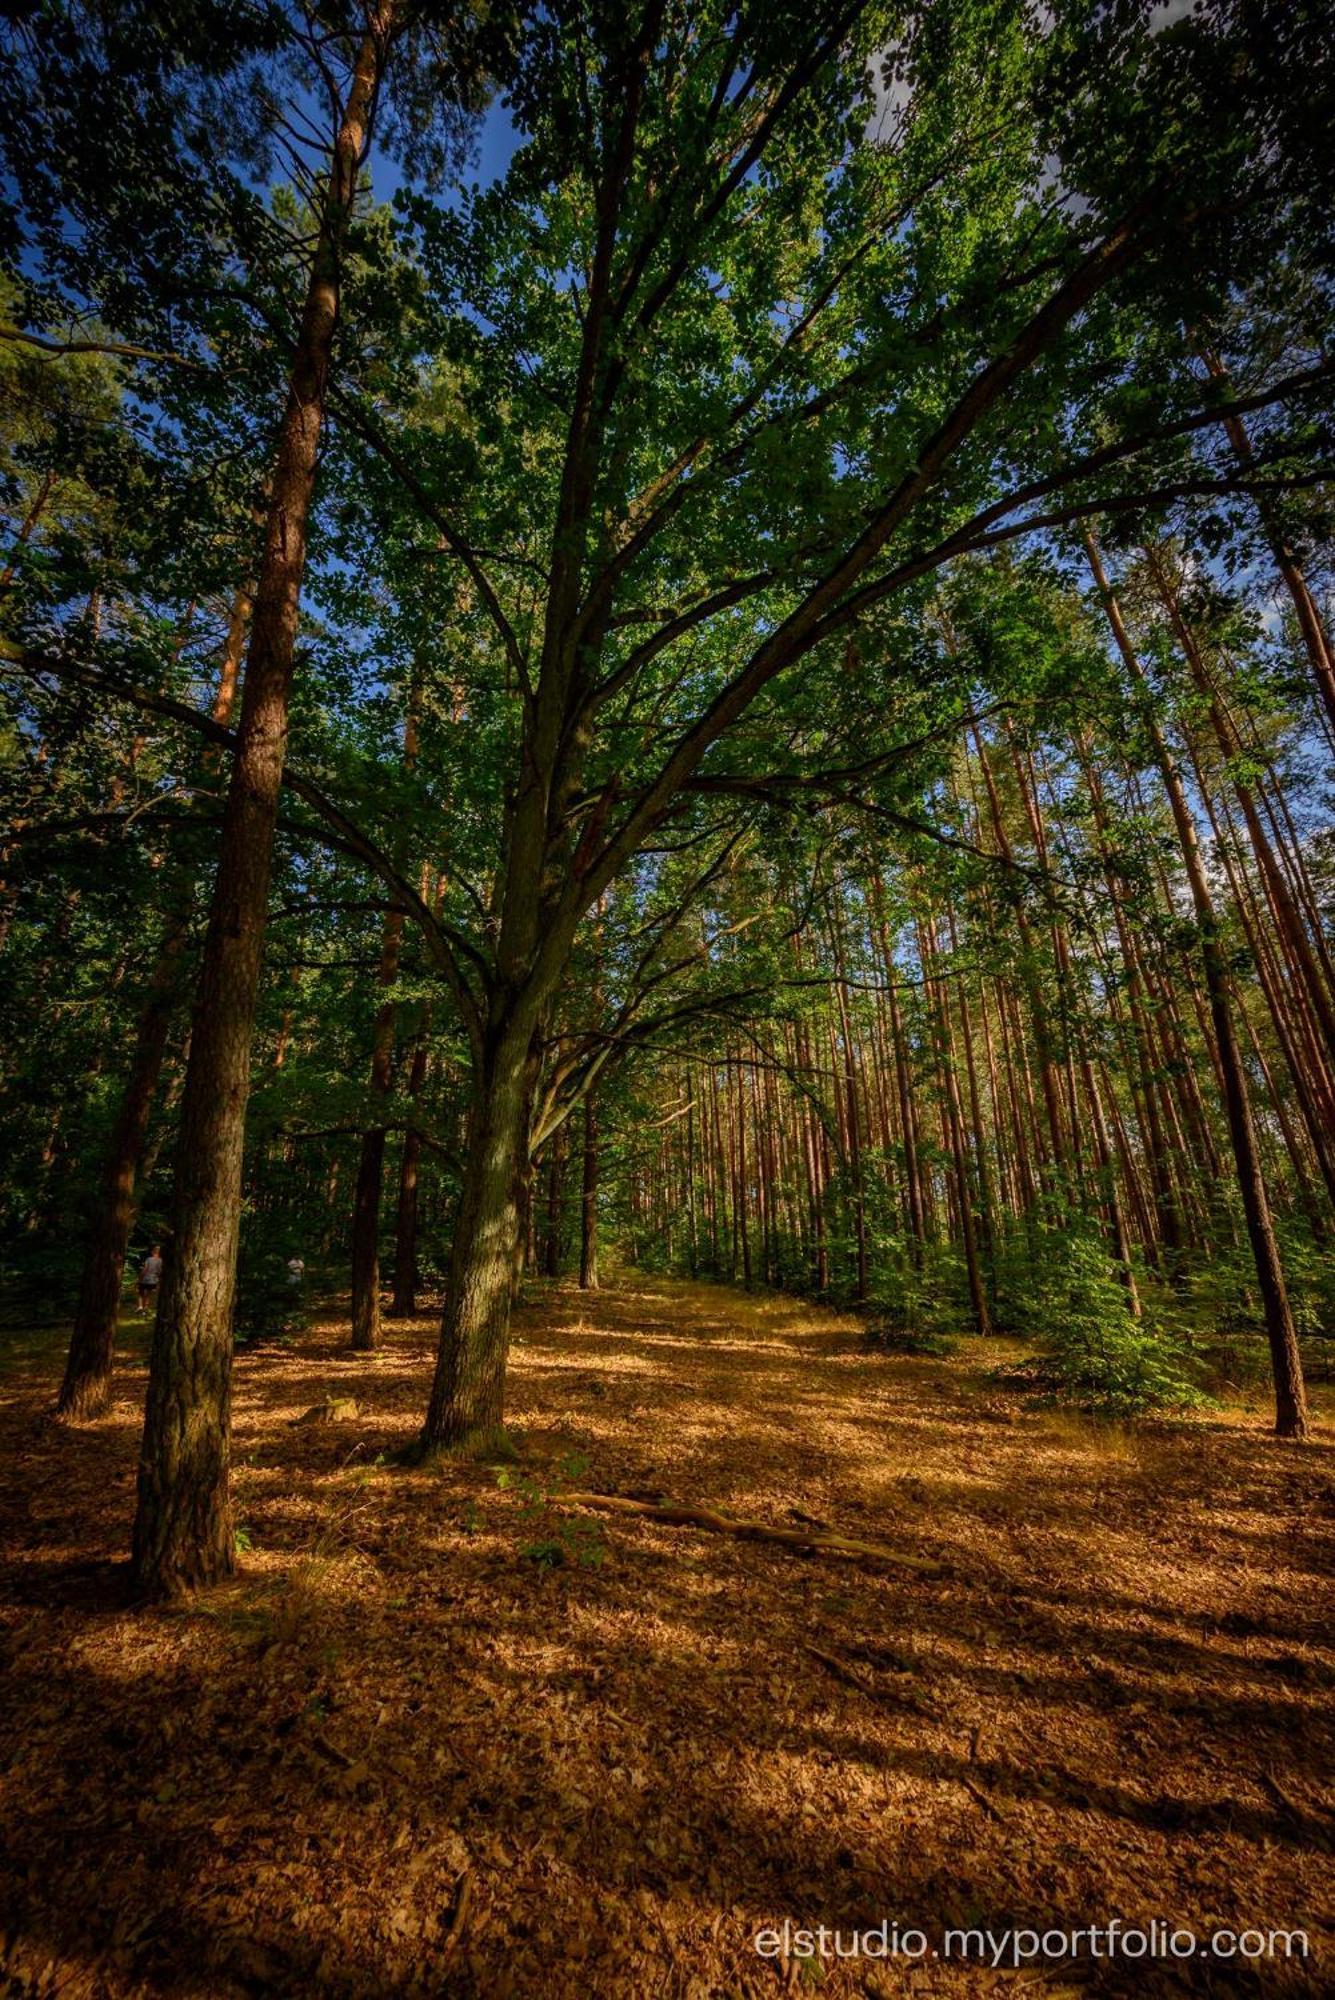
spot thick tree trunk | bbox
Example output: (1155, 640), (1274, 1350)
(56, 908), (191, 1419)
(579, 1093), (599, 1289)
(131, 20), (392, 1598)
(422, 1025), (533, 1451)
(1085, 530), (1309, 1440)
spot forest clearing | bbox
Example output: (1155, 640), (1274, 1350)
(4, 0), (1335, 1992)
(2, 1274), (1332, 1998)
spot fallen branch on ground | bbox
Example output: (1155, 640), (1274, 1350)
(560, 1491), (940, 1571)
(442, 1871), (473, 1962)
(805, 1643), (937, 1714)
(805, 1644), (879, 1694)
(961, 1775), (1006, 1822)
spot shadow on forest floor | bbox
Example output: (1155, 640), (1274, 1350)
(1, 1274), (1333, 1997)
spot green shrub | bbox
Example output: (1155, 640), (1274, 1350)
(862, 1322), (956, 1358)
(863, 1240), (968, 1351)
(234, 1254), (309, 1346)
(1003, 1225), (1204, 1420)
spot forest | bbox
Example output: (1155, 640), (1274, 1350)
(0, 0), (1333, 1993)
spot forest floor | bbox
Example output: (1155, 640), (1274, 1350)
(0, 1276), (1333, 2000)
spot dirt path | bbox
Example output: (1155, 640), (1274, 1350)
(1, 1275), (1332, 1997)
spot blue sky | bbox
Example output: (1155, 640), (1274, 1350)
(368, 95), (521, 208)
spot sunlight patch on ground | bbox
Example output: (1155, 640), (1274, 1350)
(2, 1273), (1331, 1997)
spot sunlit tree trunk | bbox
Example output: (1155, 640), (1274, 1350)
(919, 910), (991, 1337)
(423, 1020), (537, 1449)
(1149, 548), (1335, 1073)
(1086, 528), (1308, 1439)
(1199, 346), (1335, 740)
(132, 16), (395, 1595)
(0, 466), (57, 596)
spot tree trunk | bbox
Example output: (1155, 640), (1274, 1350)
(1149, 547), (1335, 1073)
(970, 715), (1066, 1179)
(1085, 529), (1309, 1440)
(352, 662), (423, 1342)
(1199, 346), (1335, 739)
(422, 1023), (534, 1451)
(579, 1093), (599, 1289)
(734, 1051), (752, 1288)
(132, 18), (393, 1598)
(0, 466), (57, 595)
(350, 1128), (388, 1346)
(59, 581), (251, 1420)
(351, 909), (404, 1349)
(391, 1034), (430, 1314)
(515, 1149), (535, 1299)
(684, 1067), (699, 1276)
(920, 911), (992, 1337)
(1074, 733), (1186, 1266)
(542, 1123), (565, 1278)
(56, 908), (191, 1419)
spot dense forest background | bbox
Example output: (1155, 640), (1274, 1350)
(1, 0), (1333, 1597)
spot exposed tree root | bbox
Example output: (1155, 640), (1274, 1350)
(561, 1491), (941, 1571)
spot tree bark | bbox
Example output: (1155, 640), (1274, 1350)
(352, 664), (422, 1343)
(57, 580), (251, 1421)
(542, 1122), (566, 1278)
(579, 1092), (599, 1289)
(56, 908), (191, 1418)
(1085, 529), (1308, 1440)
(132, 17), (393, 1597)
(919, 910), (992, 1337)
(421, 1022), (535, 1451)
(350, 908), (404, 1349)
(391, 1033), (430, 1314)
(1199, 347), (1335, 739)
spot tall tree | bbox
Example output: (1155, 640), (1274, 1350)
(1084, 527), (1309, 1439)
(133, 11), (399, 1594)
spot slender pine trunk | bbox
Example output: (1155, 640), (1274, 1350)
(56, 908), (191, 1419)
(391, 1034), (430, 1314)
(1085, 529), (1308, 1440)
(579, 1093), (599, 1290)
(350, 910), (404, 1350)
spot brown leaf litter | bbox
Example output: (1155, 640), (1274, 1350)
(0, 1275), (1332, 1997)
